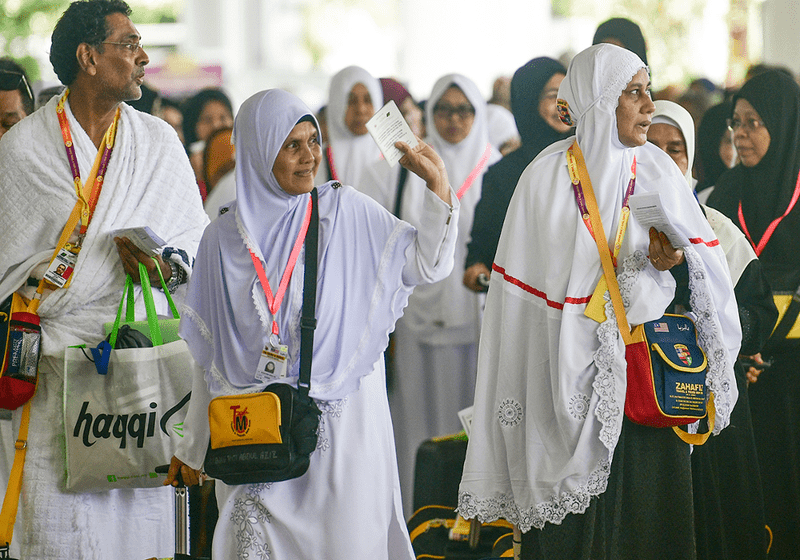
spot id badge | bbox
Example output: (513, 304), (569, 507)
(256, 343), (289, 382)
(43, 247), (78, 288)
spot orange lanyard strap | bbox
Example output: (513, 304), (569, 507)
(248, 196), (314, 339)
(455, 143), (493, 200)
(737, 167), (800, 257)
(567, 145), (636, 267)
(56, 89), (120, 237)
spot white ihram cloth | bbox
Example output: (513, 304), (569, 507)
(174, 89), (459, 558)
(317, 65), (383, 187)
(457, 44), (741, 532)
(0, 95), (208, 558)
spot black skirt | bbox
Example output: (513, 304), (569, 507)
(521, 418), (696, 560)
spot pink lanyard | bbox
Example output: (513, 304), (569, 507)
(455, 143), (492, 200)
(248, 197), (313, 338)
(737, 169), (800, 256)
(326, 146), (339, 182)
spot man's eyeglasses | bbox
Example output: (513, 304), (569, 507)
(0, 70), (33, 103)
(433, 104), (475, 119)
(102, 41), (145, 55)
(727, 117), (765, 133)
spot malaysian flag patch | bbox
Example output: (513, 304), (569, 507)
(653, 322), (669, 333)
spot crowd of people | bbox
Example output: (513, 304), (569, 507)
(1, 1), (799, 559)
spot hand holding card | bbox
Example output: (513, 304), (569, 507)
(366, 100), (419, 167)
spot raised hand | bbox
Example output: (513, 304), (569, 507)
(396, 136), (451, 204)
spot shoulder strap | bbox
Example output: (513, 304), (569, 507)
(0, 399), (32, 552)
(393, 166), (409, 219)
(569, 142), (633, 343)
(298, 188), (319, 398)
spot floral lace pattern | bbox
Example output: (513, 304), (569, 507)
(684, 246), (733, 430)
(232, 483), (274, 559)
(457, 460), (611, 532)
(497, 398), (523, 427)
(315, 397), (347, 454)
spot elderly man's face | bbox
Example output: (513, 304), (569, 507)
(0, 89), (27, 140)
(92, 12), (149, 103)
(615, 68), (655, 147)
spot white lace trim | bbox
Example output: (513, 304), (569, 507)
(457, 460), (611, 532)
(232, 483), (274, 559)
(315, 397), (348, 454)
(180, 303), (213, 345)
(599, 61), (648, 114)
(683, 246), (733, 432)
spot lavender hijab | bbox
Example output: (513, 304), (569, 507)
(180, 89), (417, 399)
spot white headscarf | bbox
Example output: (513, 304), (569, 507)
(486, 103), (519, 152)
(398, 74), (499, 337)
(325, 65), (383, 187)
(180, 89), (420, 400)
(652, 99), (696, 186)
(458, 43), (740, 531)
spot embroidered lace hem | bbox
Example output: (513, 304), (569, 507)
(457, 460), (611, 532)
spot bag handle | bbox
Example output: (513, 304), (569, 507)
(108, 261), (177, 348)
(569, 142), (715, 444)
(298, 188), (319, 398)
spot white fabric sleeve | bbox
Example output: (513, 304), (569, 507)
(174, 358), (213, 470)
(402, 185), (460, 286)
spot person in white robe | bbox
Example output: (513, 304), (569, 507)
(458, 44), (741, 559)
(365, 74), (501, 516)
(164, 88), (459, 559)
(0, 2), (209, 558)
(315, 65), (383, 188)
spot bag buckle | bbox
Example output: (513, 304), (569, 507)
(300, 317), (317, 331)
(14, 439), (26, 451)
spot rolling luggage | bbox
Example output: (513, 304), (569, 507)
(153, 465), (210, 560)
(413, 432), (468, 511)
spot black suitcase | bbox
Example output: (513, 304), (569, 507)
(412, 433), (468, 511)
(407, 505), (513, 560)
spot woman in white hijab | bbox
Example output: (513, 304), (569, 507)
(649, 100), (775, 560)
(387, 74), (501, 515)
(458, 44), (741, 559)
(165, 89), (459, 559)
(316, 65), (383, 187)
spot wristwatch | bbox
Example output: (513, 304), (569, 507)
(165, 259), (185, 294)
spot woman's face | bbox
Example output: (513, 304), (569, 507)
(647, 122), (689, 176)
(731, 98), (770, 167)
(400, 96), (425, 138)
(344, 83), (373, 136)
(272, 121), (322, 196)
(196, 100), (234, 143)
(538, 73), (571, 134)
(433, 86), (475, 145)
(615, 68), (655, 147)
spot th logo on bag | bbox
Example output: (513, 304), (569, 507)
(230, 405), (250, 436)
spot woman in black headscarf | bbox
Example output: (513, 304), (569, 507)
(592, 17), (648, 67)
(463, 57), (571, 290)
(695, 101), (736, 202)
(707, 69), (800, 559)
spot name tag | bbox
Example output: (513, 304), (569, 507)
(255, 344), (288, 382)
(44, 247), (79, 288)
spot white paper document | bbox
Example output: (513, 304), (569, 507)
(628, 192), (689, 248)
(366, 100), (419, 168)
(110, 226), (166, 254)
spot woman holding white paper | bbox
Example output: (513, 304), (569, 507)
(165, 88), (459, 559)
(385, 73), (501, 515)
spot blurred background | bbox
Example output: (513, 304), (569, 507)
(2, 0), (798, 111)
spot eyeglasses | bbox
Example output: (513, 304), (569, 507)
(727, 117), (765, 133)
(433, 104), (475, 119)
(0, 70), (33, 102)
(102, 41), (145, 55)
